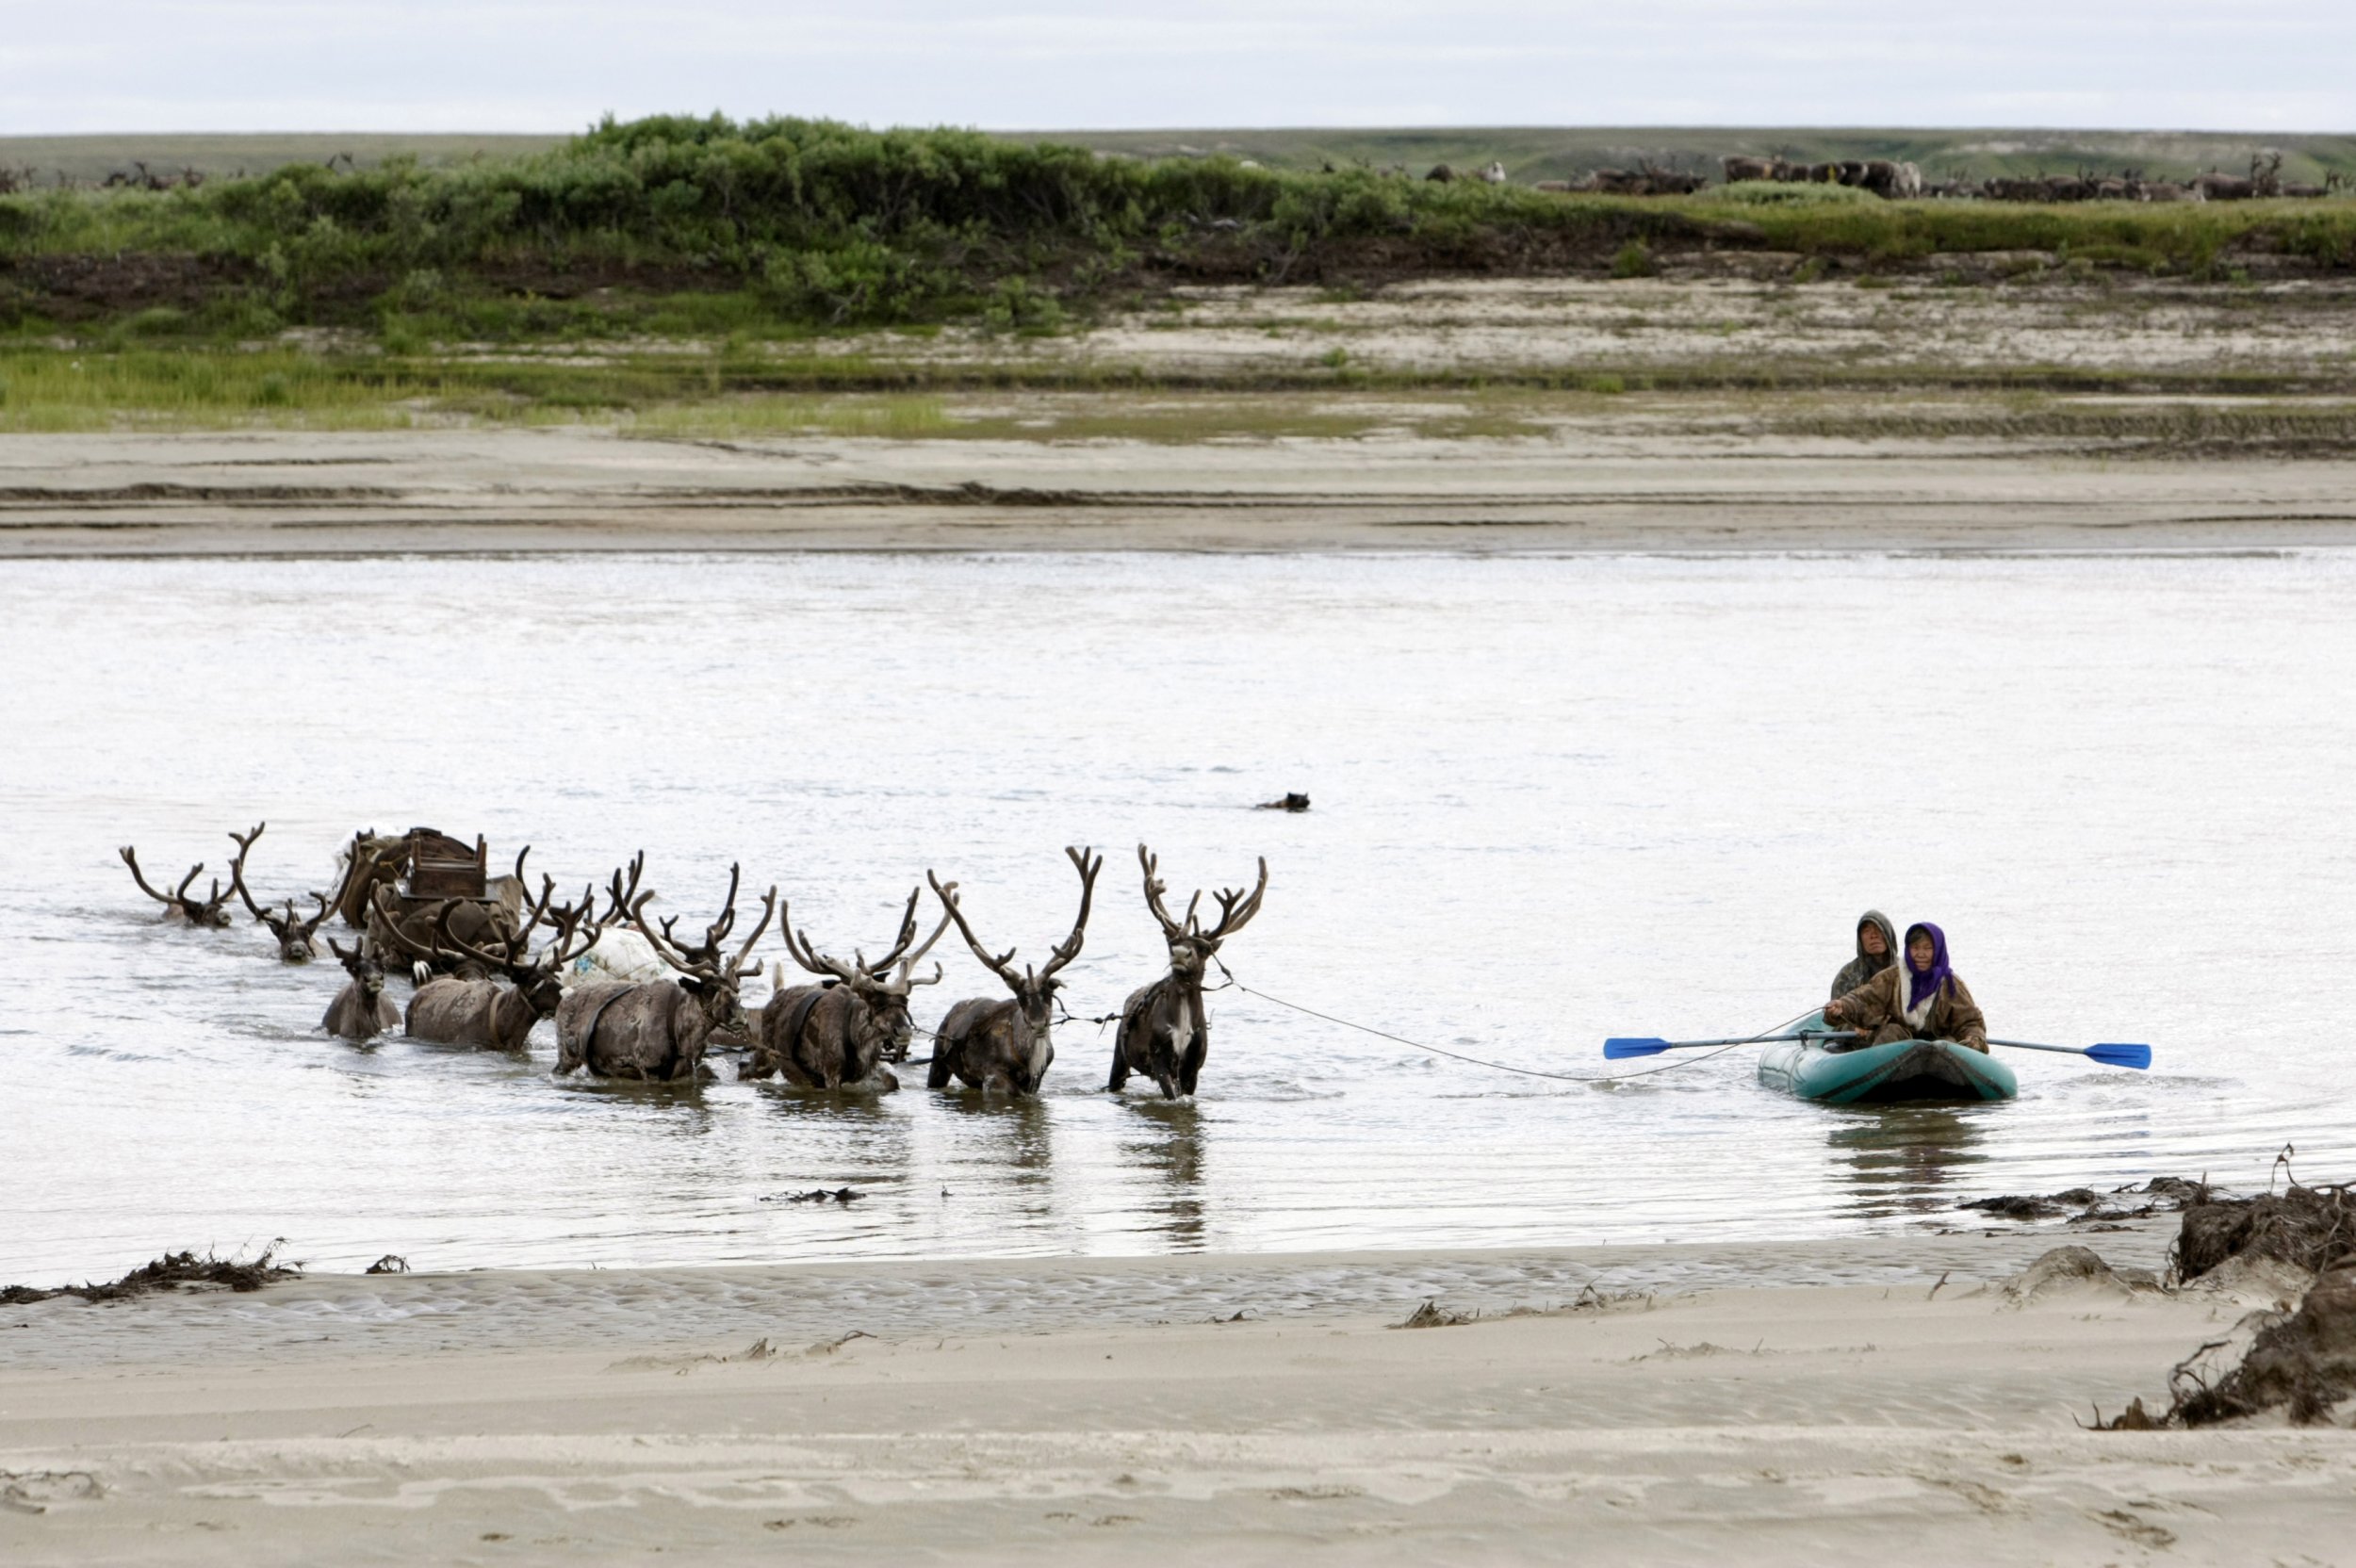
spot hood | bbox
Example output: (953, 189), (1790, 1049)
(1904, 922), (1954, 1010)
(1855, 909), (1898, 968)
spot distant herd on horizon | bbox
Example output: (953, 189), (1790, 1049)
(118, 824), (1269, 1102)
(1418, 148), (2337, 203)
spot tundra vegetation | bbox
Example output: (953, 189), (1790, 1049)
(6, 117), (2356, 432)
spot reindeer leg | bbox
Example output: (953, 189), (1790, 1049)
(1179, 1023), (1208, 1097)
(1105, 1033), (1130, 1091)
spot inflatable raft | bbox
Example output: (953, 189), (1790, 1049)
(1757, 1010), (2018, 1103)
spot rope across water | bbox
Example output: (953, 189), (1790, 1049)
(894, 963), (1746, 1084)
(1210, 961), (1742, 1083)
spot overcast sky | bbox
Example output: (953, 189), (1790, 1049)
(8, 1), (2352, 135)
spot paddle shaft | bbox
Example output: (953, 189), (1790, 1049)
(1628, 1030), (1856, 1051)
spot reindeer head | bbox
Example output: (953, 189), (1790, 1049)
(1137, 844), (1268, 982)
(120, 843), (235, 927)
(614, 854), (777, 1028)
(778, 885), (953, 1060)
(227, 823), (328, 961)
(928, 847), (1104, 1088)
(330, 937), (387, 1004)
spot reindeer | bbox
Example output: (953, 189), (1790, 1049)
(1110, 846), (1268, 1099)
(390, 879), (603, 1051)
(746, 889), (954, 1089)
(924, 847), (1104, 1096)
(321, 939), (400, 1041)
(2194, 166), (2256, 202)
(554, 858), (776, 1081)
(119, 844), (234, 927)
(225, 823), (328, 961)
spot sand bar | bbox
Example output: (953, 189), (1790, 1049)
(6, 427), (2356, 555)
(7, 1221), (2353, 1563)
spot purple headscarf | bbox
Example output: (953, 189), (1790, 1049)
(1905, 923), (1953, 1011)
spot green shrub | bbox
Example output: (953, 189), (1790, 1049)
(1611, 240), (1655, 278)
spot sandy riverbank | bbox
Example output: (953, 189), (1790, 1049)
(4, 1224), (2348, 1564)
(6, 424), (2356, 555)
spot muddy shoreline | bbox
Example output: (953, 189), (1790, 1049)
(6, 427), (2356, 555)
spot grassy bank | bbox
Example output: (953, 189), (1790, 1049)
(7, 116), (2356, 430)
(6, 115), (2356, 350)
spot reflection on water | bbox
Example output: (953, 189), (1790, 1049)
(4, 549), (2354, 1278)
(1824, 1107), (1992, 1220)
(1122, 1100), (1209, 1250)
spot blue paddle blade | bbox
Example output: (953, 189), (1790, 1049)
(1603, 1037), (1671, 1059)
(2088, 1042), (2152, 1070)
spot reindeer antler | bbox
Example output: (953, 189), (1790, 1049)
(1037, 846), (1104, 981)
(927, 871), (1024, 988)
(226, 823), (273, 922)
(370, 887), (457, 967)
(119, 844), (190, 907)
(777, 898), (860, 985)
(1137, 844), (1266, 948)
(619, 858), (772, 991)
(1201, 858), (1269, 943)
(1137, 844), (1191, 939)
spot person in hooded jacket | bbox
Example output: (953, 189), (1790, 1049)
(1824, 921), (1988, 1053)
(1829, 910), (1898, 1002)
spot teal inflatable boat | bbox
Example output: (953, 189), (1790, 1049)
(1757, 1010), (2018, 1103)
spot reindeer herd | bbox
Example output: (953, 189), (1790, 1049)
(117, 825), (1269, 1101)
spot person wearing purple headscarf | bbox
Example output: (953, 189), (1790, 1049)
(1823, 922), (1988, 1053)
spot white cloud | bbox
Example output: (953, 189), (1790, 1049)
(6, 1), (2352, 133)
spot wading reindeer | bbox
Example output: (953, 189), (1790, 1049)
(1110, 845), (1268, 1098)
(924, 847), (1104, 1096)
(226, 823), (329, 962)
(119, 843), (234, 927)
(746, 888), (953, 1089)
(398, 880), (603, 1051)
(321, 938), (400, 1041)
(554, 858), (776, 1081)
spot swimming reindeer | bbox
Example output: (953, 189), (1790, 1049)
(321, 938), (400, 1041)
(745, 887), (953, 1089)
(119, 843), (234, 927)
(1110, 845), (1268, 1098)
(554, 857), (776, 1081)
(226, 823), (329, 961)
(924, 846), (1104, 1096)
(387, 878), (604, 1051)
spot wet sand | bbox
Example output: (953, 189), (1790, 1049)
(6, 426), (2356, 555)
(6, 1223), (2351, 1564)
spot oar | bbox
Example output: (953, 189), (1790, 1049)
(1988, 1038), (2152, 1070)
(1605, 1029), (1855, 1060)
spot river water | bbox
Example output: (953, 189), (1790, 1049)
(3, 549), (2351, 1282)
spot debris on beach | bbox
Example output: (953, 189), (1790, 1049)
(365, 1253), (410, 1274)
(761, 1187), (863, 1205)
(0, 1243), (300, 1306)
(2093, 1168), (2356, 1429)
(1396, 1298), (1477, 1329)
(1959, 1176), (2210, 1226)
(1255, 792), (1311, 812)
